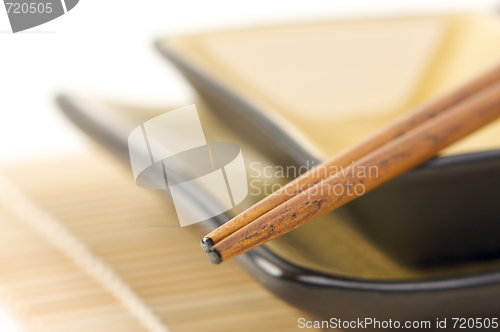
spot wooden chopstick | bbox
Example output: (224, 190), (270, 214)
(206, 78), (500, 265)
(201, 63), (500, 252)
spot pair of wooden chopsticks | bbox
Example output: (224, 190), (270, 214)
(202, 63), (500, 265)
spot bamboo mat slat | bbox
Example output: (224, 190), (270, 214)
(0, 151), (306, 332)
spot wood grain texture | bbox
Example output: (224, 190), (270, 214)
(0, 151), (305, 332)
(210, 79), (500, 264)
(204, 62), (500, 248)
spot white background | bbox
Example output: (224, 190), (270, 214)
(0, 0), (499, 330)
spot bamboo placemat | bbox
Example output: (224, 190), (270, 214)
(0, 150), (305, 332)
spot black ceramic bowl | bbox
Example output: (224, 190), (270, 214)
(58, 92), (500, 328)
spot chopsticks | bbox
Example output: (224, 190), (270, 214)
(201, 64), (500, 253)
(203, 64), (500, 265)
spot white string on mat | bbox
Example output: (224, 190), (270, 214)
(0, 172), (171, 332)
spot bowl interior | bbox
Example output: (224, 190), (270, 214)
(161, 13), (500, 159)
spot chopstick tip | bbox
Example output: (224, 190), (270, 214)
(207, 248), (222, 265)
(200, 237), (215, 251)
